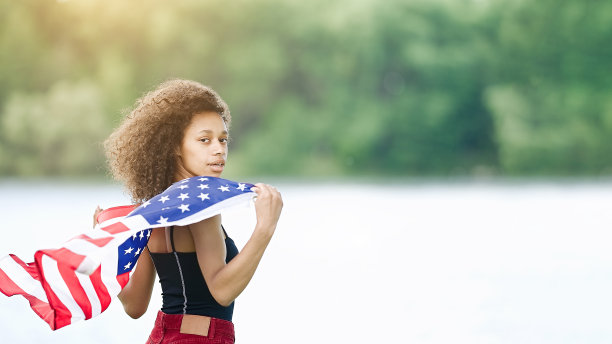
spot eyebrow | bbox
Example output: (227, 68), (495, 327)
(198, 129), (228, 135)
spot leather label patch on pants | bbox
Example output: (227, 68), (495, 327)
(180, 314), (211, 336)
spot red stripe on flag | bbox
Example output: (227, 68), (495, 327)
(96, 205), (137, 223)
(58, 264), (93, 320)
(34, 252), (72, 330)
(101, 222), (130, 234)
(21, 292), (56, 329)
(0, 267), (22, 297)
(0, 263), (31, 297)
(89, 266), (111, 312)
(40, 248), (86, 272)
(0, 267), (56, 329)
(72, 234), (113, 247)
(117, 272), (130, 289)
(0, 257), (59, 329)
(4, 254), (42, 282)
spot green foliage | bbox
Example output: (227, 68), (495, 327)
(485, 0), (612, 175)
(0, 0), (610, 177)
(486, 84), (612, 175)
(1, 80), (109, 175)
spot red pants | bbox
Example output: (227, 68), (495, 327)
(146, 311), (235, 344)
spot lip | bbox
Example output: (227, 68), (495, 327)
(208, 160), (225, 173)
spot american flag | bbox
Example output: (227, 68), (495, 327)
(0, 176), (254, 330)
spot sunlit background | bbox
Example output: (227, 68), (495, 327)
(1, 0), (612, 343)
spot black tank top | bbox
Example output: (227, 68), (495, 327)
(149, 226), (239, 321)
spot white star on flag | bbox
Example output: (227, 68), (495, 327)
(198, 193), (210, 201)
(198, 184), (209, 190)
(142, 200), (151, 208)
(157, 216), (169, 224)
(159, 195), (170, 203)
(178, 185), (189, 190)
(124, 247), (133, 254)
(124, 262), (132, 270)
(178, 204), (190, 213)
(237, 183), (247, 191)
(218, 185), (230, 192)
(178, 193), (189, 201)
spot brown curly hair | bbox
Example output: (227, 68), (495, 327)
(104, 79), (231, 203)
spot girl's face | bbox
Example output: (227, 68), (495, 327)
(175, 111), (229, 181)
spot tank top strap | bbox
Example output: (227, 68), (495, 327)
(169, 226), (176, 252)
(161, 225), (224, 252)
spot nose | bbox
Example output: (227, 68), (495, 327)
(212, 140), (225, 156)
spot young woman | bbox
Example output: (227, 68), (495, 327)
(100, 79), (283, 343)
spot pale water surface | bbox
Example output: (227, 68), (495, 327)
(0, 179), (611, 343)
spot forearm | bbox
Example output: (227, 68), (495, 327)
(207, 226), (273, 306)
(194, 183), (282, 307)
(117, 249), (156, 318)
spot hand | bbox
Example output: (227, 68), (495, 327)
(93, 206), (103, 227)
(251, 183), (283, 234)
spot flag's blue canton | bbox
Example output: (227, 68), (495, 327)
(117, 229), (150, 275)
(128, 176), (254, 227)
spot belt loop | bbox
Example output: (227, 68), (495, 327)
(155, 311), (167, 343)
(208, 317), (216, 339)
(157, 311), (164, 327)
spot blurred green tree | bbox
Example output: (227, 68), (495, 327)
(485, 0), (612, 175)
(1, 80), (110, 175)
(0, 0), (610, 177)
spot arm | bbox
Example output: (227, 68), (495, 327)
(93, 207), (157, 319)
(117, 248), (157, 318)
(190, 183), (283, 306)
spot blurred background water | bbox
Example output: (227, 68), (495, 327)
(1, 179), (611, 343)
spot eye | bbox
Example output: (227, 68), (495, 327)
(199, 138), (210, 143)
(220, 137), (230, 144)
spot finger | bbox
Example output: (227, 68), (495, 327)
(266, 185), (279, 196)
(93, 206), (103, 226)
(252, 183), (271, 195)
(251, 183), (267, 191)
(250, 185), (264, 195)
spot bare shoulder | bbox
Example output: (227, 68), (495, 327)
(188, 214), (222, 233)
(147, 228), (168, 253)
(189, 214), (226, 253)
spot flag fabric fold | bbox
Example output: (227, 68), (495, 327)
(0, 176), (254, 330)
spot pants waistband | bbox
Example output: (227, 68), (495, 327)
(154, 311), (234, 339)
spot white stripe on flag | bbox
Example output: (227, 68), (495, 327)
(120, 215), (153, 233)
(81, 228), (114, 240)
(76, 232), (134, 275)
(76, 272), (102, 317)
(41, 255), (86, 324)
(96, 214), (127, 229)
(99, 244), (122, 297)
(0, 256), (49, 303)
(63, 239), (105, 257)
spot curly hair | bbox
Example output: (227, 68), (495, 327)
(104, 79), (231, 203)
